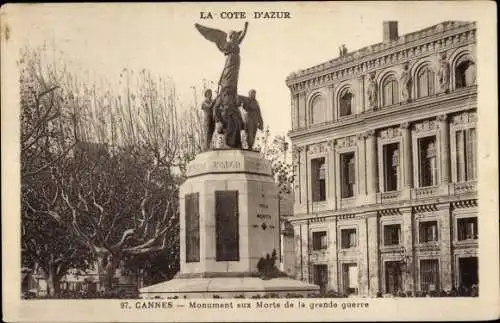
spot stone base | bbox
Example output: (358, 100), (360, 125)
(139, 276), (319, 299)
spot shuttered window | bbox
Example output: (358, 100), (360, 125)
(419, 137), (437, 187)
(382, 77), (399, 106)
(383, 224), (401, 246)
(417, 67), (435, 98)
(311, 158), (326, 202)
(341, 153), (355, 198)
(312, 231), (327, 250)
(457, 217), (478, 241)
(456, 128), (477, 182)
(419, 221), (438, 243)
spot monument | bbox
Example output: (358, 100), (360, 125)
(139, 22), (318, 298)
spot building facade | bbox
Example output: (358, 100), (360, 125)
(286, 21), (477, 297)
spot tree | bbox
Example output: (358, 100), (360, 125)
(20, 46), (93, 296)
(20, 46), (77, 180)
(254, 127), (294, 196)
(44, 68), (184, 292)
(20, 44), (205, 294)
(22, 184), (92, 296)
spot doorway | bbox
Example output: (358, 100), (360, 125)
(385, 261), (403, 295)
(342, 263), (358, 296)
(313, 264), (328, 295)
(459, 257), (478, 288)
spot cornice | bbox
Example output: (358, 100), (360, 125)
(286, 22), (476, 93)
(288, 196), (477, 222)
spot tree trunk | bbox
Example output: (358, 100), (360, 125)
(46, 264), (60, 296)
(96, 252), (120, 293)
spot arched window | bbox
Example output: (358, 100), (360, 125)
(455, 59), (476, 89)
(417, 66), (435, 98)
(382, 76), (399, 107)
(310, 95), (327, 125)
(339, 89), (353, 117)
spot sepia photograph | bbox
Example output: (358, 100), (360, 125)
(1, 2), (498, 322)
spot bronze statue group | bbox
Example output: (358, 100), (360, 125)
(201, 87), (263, 151)
(195, 22), (263, 151)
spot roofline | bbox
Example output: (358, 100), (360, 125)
(286, 21), (475, 84)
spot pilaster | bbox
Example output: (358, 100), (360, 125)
(364, 130), (378, 203)
(291, 93), (298, 130)
(299, 146), (308, 214)
(400, 122), (413, 199)
(356, 133), (367, 198)
(327, 85), (336, 122)
(366, 212), (380, 296)
(401, 207), (415, 293)
(300, 222), (310, 283)
(327, 218), (338, 291)
(327, 140), (337, 210)
(292, 223), (303, 280)
(438, 114), (450, 194)
(438, 203), (452, 291)
(357, 216), (369, 296)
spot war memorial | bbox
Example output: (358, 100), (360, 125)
(139, 22), (318, 298)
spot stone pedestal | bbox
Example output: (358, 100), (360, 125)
(180, 149), (279, 276)
(140, 149), (319, 298)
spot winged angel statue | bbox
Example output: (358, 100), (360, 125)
(194, 22), (252, 149)
(195, 22), (248, 94)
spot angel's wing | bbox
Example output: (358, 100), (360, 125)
(195, 24), (227, 52)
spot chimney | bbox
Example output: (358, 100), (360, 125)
(383, 21), (399, 42)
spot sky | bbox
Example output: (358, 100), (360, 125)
(4, 2), (487, 136)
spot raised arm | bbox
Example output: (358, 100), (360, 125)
(238, 22), (249, 44)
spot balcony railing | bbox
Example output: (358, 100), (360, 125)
(412, 185), (439, 199)
(454, 180), (477, 195)
(339, 196), (357, 209)
(376, 190), (402, 203)
(295, 180), (477, 217)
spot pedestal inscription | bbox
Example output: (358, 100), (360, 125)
(215, 190), (240, 262)
(185, 193), (200, 263)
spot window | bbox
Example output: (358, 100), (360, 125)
(310, 95), (327, 125)
(313, 264), (328, 295)
(312, 231), (328, 250)
(384, 224), (401, 246)
(383, 143), (400, 192)
(185, 193), (200, 263)
(341, 228), (357, 249)
(215, 191), (239, 261)
(342, 263), (358, 295)
(455, 60), (476, 89)
(311, 158), (326, 202)
(456, 128), (477, 182)
(340, 152), (356, 198)
(419, 221), (438, 243)
(420, 259), (440, 292)
(417, 67), (435, 98)
(339, 89), (353, 117)
(385, 261), (403, 294)
(418, 136), (437, 187)
(457, 217), (478, 241)
(382, 76), (399, 106)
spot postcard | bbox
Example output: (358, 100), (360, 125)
(1, 2), (498, 322)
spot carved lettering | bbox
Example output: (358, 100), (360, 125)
(212, 160), (241, 169)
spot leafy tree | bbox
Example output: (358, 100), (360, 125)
(254, 127), (294, 197)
